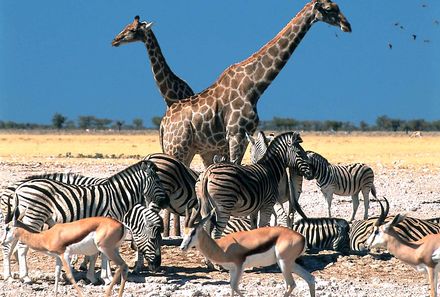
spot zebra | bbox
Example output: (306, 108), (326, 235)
(247, 131), (314, 226)
(349, 215), (440, 253)
(2, 159), (168, 284)
(143, 153), (200, 236)
(123, 203), (164, 273)
(223, 216), (350, 252)
(197, 131), (312, 239)
(306, 151), (377, 222)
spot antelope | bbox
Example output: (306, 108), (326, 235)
(1, 207), (128, 297)
(180, 207), (315, 297)
(365, 197), (440, 297)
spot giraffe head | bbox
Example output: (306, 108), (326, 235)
(112, 15), (153, 47)
(312, 0), (352, 32)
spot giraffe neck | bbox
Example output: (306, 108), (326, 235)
(142, 30), (195, 107)
(217, 3), (316, 105)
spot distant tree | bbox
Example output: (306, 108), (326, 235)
(324, 120), (343, 131)
(95, 118), (112, 130)
(407, 119), (427, 131)
(115, 120), (124, 131)
(52, 113), (67, 129)
(152, 116), (162, 129)
(359, 121), (369, 131)
(390, 119), (402, 131)
(133, 118), (144, 130)
(78, 116), (95, 130)
(376, 115), (392, 131)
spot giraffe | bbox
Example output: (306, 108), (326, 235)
(112, 16), (195, 237)
(112, 15), (194, 107)
(161, 0), (351, 168)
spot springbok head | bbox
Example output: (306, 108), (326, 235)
(180, 206), (215, 251)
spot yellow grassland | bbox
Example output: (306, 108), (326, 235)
(0, 131), (439, 170)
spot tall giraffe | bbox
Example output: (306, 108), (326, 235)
(161, 0), (351, 167)
(112, 16), (195, 237)
(112, 16), (194, 106)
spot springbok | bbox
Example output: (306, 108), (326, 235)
(365, 197), (440, 297)
(1, 208), (128, 297)
(180, 207), (315, 297)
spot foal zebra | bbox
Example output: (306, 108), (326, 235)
(223, 216), (350, 252)
(2, 160), (168, 283)
(307, 151), (377, 221)
(197, 131), (311, 238)
(349, 214), (440, 252)
(248, 131), (313, 226)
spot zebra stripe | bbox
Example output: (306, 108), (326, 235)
(248, 131), (313, 224)
(2, 160), (168, 281)
(292, 217), (349, 252)
(123, 203), (164, 272)
(307, 151), (377, 221)
(144, 153), (199, 216)
(223, 216), (349, 252)
(198, 131), (311, 238)
(349, 215), (440, 252)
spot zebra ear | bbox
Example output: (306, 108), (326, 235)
(246, 132), (255, 145)
(142, 160), (158, 173)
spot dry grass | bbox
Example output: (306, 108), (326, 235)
(0, 131), (439, 170)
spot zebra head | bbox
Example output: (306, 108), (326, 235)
(180, 206), (215, 251)
(124, 204), (163, 272)
(249, 131), (314, 180)
(140, 160), (170, 209)
(365, 197), (396, 250)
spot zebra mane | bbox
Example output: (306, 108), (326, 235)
(307, 151), (329, 166)
(257, 131), (302, 164)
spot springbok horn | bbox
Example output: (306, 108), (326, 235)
(188, 206), (200, 227)
(375, 198), (386, 226)
(184, 206), (190, 228)
(5, 195), (12, 224)
(383, 196), (390, 218)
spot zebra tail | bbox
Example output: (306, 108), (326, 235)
(371, 184), (377, 198)
(199, 174), (219, 231)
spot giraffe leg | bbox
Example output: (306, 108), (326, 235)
(227, 133), (248, 165)
(163, 210), (171, 237)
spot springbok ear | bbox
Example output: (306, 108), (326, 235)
(246, 132), (255, 145)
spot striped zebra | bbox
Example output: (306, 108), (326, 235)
(307, 151), (377, 221)
(247, 131), (313, 226)
(350, 215), (440, 252)
(2, 159), (168, 283)
(223, 216), (350, 252)
(123, 203), (164, 273)
(197, 131), (312, 238)
(143, 153), (199, 236)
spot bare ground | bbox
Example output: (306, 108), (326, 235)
(0, 157), (439, 297)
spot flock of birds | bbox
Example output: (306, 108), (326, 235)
(387, 3), (438, 49)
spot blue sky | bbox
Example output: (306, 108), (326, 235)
(1, 1), (439, 127)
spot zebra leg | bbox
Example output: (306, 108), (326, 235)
(212, 212), (231, 239)
(350, 193), (360, 222)
(17, 242), (32, 284)
(259, 206), (274, 227)
(323, 192), (333, 218)
(133, 250), (145, 274)
(361, 188), (371, 219)
(250, 213), (258, 229)
(79, 255), (90, 271)
(273, 201), (288, 227)
(2, 240), (15, 281)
